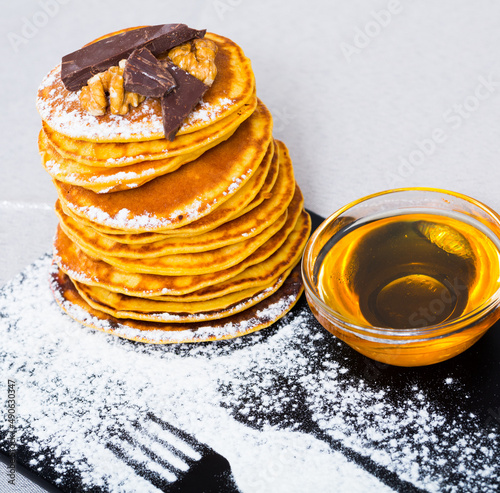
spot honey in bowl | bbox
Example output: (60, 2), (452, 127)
(302, 189), (500, 367)
(317, 212), (500, 330)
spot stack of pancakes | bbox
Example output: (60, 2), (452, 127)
(37, 30), (311, 343)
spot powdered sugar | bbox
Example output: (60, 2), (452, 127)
(225, 172), (249, 196)
(89, 169), (154, 184)
(180, 97), (235, 128)
(37, 67), (162, 141)
(36, 66), (236, 142)
(167, 199), (205, 223)
(1, 256), (499, 492)
(71, 205), (168, 230)
(66, 197), (213, 231)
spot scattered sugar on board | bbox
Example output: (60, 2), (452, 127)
(0, 256), (499, 493)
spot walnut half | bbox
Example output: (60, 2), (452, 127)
(79, 61), (145, 116)
(168, 38), (218, 86)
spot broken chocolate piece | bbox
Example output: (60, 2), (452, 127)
(161, 61), (209, 141)
(123, 47), (176, 98)
(62, 24), (205, 91)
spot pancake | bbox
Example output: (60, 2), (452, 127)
(42, 96), (265, 193)
(39, 25), (311, 343)
(37, 32), (255, 143)
(50, 262), (303, 344)
(41, 92), (257, 167)
(41, 132), (208, 193)
(56, 138), (278, 240)
(56, 141), (294, 257)
(54, 99), (273, 231)
(75, 209), (288, 276)
(54, 195), (308, 297)
(39, 96), (258, 193)
(73, 263), (294, 321)
(56, 160), (294, 258)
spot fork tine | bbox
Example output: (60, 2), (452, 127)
(139, 419), (201, 463)
(106, 440), (178, 491)
(106, 414), (241, 492)
(146, 412), (205, 455)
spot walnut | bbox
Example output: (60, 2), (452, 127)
(79, 61), (145, 116)
(168, 38), (218, 86)
(79, 74), (108, 116)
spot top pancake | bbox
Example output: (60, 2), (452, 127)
(40, 93), (256, 167)
(36, 32), (255, 143)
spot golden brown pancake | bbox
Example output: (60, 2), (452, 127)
(54, 194), (308, 297)
(43, 97), (268, 193)
(41, 93), (257, 167)
(75, 209), (288, 276)
(74, 270), (289, 313)
(37, 32), (255, 143)
(50, 262), (303, 344)
(57, 138), (279, 240)
(38, 96), (258, 193)
(73, 264), (293, 321)
(54, 100), (273, 230)
(41, 132), (209, 193)
(55, 141), (294, 257)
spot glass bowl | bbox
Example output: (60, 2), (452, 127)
(302, 188), (500, 366)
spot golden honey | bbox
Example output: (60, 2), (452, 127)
(317, 212), (500, 329)
(303, 189), (500, 366)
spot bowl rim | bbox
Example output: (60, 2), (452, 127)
(302, 187), (500, 336)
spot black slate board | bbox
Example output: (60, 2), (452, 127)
(1, 210), (499, 492)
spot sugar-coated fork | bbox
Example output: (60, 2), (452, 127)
(106, 412), (240, 492)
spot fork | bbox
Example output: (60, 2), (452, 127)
(106, 412), (240, 492)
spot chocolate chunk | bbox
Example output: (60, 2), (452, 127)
(161, 61), (209, 141)
(123, 48), (176, 98)
(62, 24), (205, 91)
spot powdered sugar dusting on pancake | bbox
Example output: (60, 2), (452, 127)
(67, 198), (209, 231)
(37, 66), (237, 142)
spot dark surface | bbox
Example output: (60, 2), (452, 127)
(0, 452), (62, 493)
(61, 24), (205, 91)
(1, 210), (499, 492)
(305, 210), (500, 420)
(123, 48), (176, 98)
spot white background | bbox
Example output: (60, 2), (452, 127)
(2, 0), (500, 285)
(1, 0), (500, 490)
